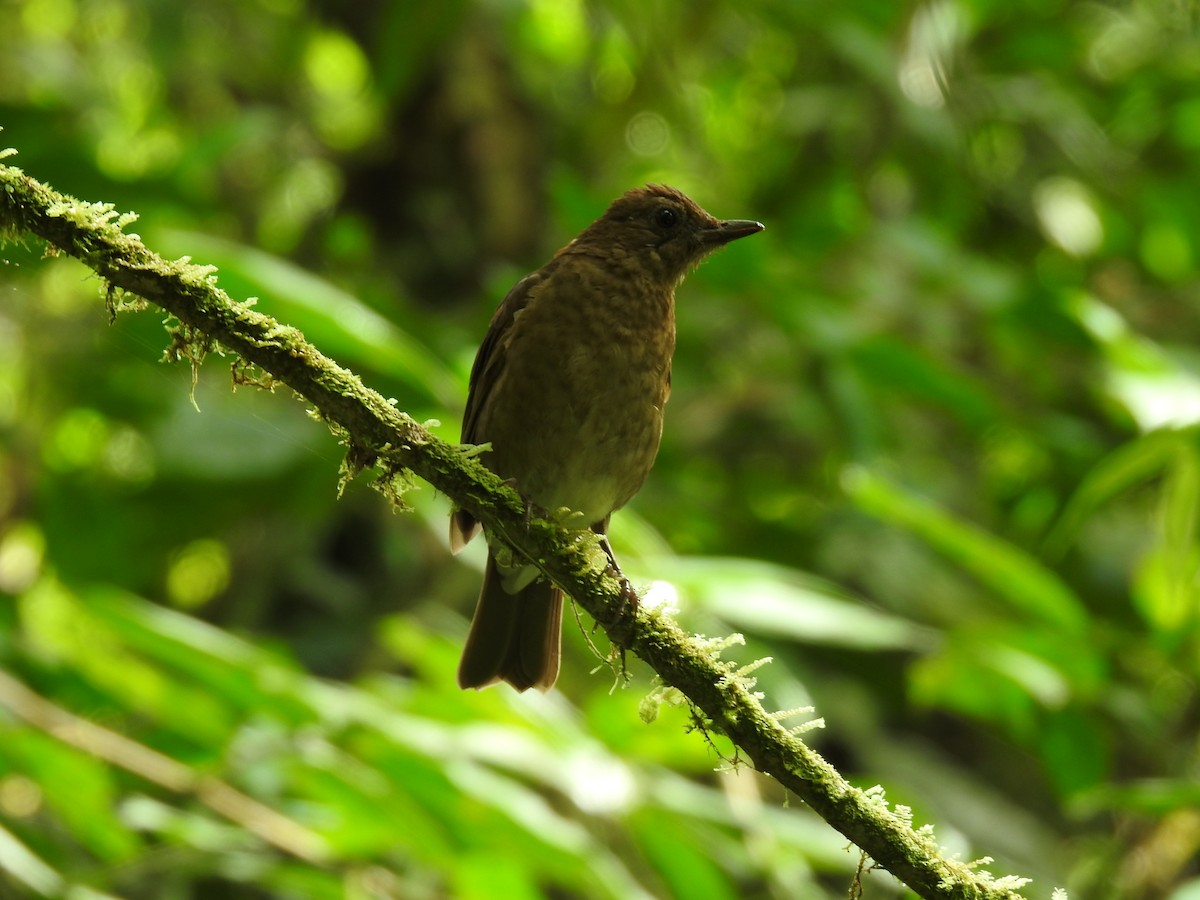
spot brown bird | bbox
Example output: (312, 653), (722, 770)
(451, 185), (763, 691)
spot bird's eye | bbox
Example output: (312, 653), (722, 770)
(654, 207), (679, 229)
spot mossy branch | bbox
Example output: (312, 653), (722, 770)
(0, 156), (1034, 900)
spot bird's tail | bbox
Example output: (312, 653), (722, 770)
(457, 554), (563, 692)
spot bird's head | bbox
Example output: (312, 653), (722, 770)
(573, 185), (763, 283)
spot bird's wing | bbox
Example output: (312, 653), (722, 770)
(451, 268), (548, 552)
(461, 269), (545, 443)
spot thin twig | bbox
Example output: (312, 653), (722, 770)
(0, 672), (328, 863)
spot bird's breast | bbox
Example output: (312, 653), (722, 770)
(480, 273), (675, 522)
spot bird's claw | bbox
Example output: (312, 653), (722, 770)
(617, 576), (640, 621)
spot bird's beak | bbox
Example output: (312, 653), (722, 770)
(700, 218), (765, 246)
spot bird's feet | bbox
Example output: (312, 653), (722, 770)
(616, 574), (641, 622)
(596, 535), (640, 630)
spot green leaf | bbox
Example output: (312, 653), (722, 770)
(642, 556), (933, 651)
(845, 467), (1088, 632)
(849, 335), (1000, 432)
(1043, 428), (1195, 559)
(153, 229), (462, 410)
(0, 731), (140, 863)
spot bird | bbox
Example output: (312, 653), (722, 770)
(451, 184), (763, 691)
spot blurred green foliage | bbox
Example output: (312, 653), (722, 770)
(1, 0), (1199, 897)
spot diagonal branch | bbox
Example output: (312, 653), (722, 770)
(0, 156), (1033, 900)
